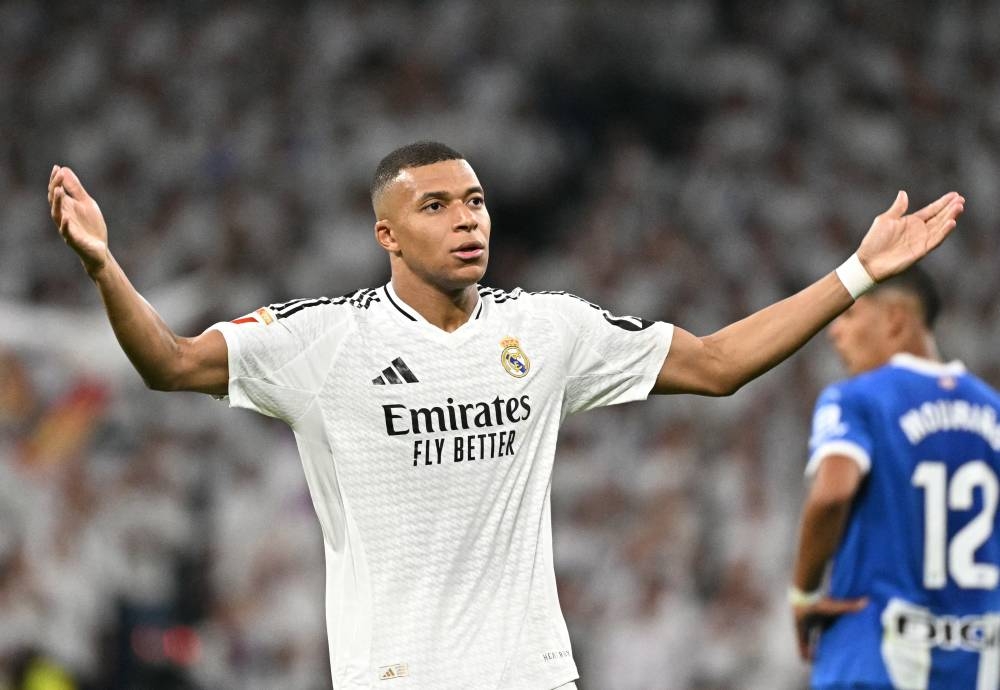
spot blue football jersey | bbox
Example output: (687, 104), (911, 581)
(806, 354), (1000, 690)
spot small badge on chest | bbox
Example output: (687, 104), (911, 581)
(500, 336), (530, 378)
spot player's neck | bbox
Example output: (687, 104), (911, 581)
(390, 275), (479, 332)
(894, 333), (941, 363)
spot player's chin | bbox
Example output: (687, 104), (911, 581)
(443, 260), (488, 288)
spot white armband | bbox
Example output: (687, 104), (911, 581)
(788, 585), (824, 608)
(835, 253), (876, 299)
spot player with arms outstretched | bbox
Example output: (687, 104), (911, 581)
(791, 267), (1000, 689)
(49, 141), (963, 689)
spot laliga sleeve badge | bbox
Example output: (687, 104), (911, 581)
(255, 306), (275, 325)
(231, 306), (276, 326)
(500, 336), (530, 378)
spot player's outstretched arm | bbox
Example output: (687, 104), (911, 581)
(652, 191), (964, 395)
(48, 165), (228, 395)
(790, 455), (868, 661)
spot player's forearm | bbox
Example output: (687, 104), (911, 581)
(703, 272), (852, 394)
(792, 496), (852, 591)
(89, 253), (188, 390)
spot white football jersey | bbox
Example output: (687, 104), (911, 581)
(210, 283), (673, 690)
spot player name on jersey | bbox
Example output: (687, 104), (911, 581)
(899, 399), (1000, 449)
(382, 394), (532, 466)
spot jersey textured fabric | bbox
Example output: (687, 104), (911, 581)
(209, 284), (673, 690)
(806, 354), (1000, 690)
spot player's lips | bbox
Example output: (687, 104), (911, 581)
(452, 242), (485, 260)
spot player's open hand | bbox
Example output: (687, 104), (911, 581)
(792, 595), (868, 662)
(48, 165), (109, 277)
(856, 191), (964, 283)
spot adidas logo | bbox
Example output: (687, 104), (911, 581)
(372, 357), (419, 385)
(378, 663), (409, 680)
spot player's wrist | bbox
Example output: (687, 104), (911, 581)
(83, 248), (113, 281)
(788, 585), (824, 608)
(835, 253), (876, 300)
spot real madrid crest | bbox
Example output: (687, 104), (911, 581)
(500, 336), (530, 378)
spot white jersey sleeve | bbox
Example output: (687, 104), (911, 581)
(535, 292), (673, 416)
(208, 300), (354, 424)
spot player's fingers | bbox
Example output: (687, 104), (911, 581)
(815, 597), (868, 617)
(926, 199), (964, 237)
(913, 191), (960, 222)
(48, 165), (62, 201)
(49, 170), (72, 208)
(59, 167), (87, 200)
(943, 197), (965, 223)
(51, 186), (63, 223)
(930, 196), (964, 222)
(883, 190), (908, 219)
(795, 622), (811, 661)
(842, 596), (868, 613)
(52, 187), (75, 233)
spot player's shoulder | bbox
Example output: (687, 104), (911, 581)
(476, 285), (583, 315)
(476, 285), (528, 307)
(814, 379), (851, 411)
(478, 286), (599, 314)
(968, 373), (1000, 398)
(479, 287), (605, 328)
(480, 287), (661, 335)
(955, 370), (1000, 408)
(816, 361), (938, 413)
(269, 287), (379, 315)
(248, 287), (382, 330)
(809, 375), (883, 446)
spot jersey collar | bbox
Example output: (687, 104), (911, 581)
(382, 282), (483, 329)
(889, 353), (966, 377)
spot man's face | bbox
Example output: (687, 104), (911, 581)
(375, 159), (491, 292)
(827, 295), (894, 376)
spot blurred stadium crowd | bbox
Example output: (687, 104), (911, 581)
(2, 1), (1000, 688)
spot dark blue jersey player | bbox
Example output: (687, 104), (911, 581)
(791, 266), (1000, 690)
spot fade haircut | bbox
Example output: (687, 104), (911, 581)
(872, 264), (941, 328)
(370, 141), (465, 204)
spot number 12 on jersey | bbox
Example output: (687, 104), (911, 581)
(912, 460), (999, 589)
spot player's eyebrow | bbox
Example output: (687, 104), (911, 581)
(416, 186), (484, 204)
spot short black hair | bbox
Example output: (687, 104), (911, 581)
(872, 264), (941, 328)
(370, 141), (465, 202)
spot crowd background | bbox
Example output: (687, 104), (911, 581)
(2, 1), (999, 688)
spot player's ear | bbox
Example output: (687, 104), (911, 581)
(375, 220), (399, 253)
(884, 301), (911, 341)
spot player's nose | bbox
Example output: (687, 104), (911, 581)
(453, 204), (478, 231)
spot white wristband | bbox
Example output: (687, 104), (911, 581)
(788, 585), (824, 608)
(835, 253), (876, 299)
